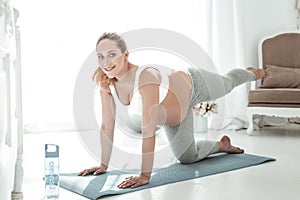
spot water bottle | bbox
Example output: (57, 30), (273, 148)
(44, 144), (59, 199)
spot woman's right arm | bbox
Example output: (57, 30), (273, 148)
(99, 88), (116, 171)
(78, 88), (116, 176)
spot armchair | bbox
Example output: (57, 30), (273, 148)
(247, 32), (300, 135)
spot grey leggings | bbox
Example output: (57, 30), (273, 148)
(164, 68), (256, 164)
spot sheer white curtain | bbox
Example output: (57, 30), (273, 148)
(207, 0), (250, 130)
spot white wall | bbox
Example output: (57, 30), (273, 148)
(241, 0), (298, 67)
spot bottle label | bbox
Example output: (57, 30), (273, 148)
(45, 144), (59, 199)
(45, 161), (59, 187)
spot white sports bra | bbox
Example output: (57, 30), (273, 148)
(109, 66), (173, 133)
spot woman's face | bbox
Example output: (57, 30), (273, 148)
(96, 39), (127, 78)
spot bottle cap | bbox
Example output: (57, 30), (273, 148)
(45, 144), (59, 158)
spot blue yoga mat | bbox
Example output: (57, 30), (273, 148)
(60, 153), (275, 200)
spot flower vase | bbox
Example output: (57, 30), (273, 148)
(194, 114), (208, 133)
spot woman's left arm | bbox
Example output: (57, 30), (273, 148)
(117, 68), (161, 189)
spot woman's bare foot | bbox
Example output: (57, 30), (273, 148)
(217, 135), (244, 154)
(246, 67), (266, 80)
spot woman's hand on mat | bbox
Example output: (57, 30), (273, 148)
(117, 173), (150, 189)
(77, 164), (107, 176)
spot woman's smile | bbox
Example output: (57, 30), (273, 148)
(103, 65), (116, 72)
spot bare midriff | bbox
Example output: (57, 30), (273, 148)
(160, 71), (193, 126)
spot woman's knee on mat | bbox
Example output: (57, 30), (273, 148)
(177, 151), (199, 164)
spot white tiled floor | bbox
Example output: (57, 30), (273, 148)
(22, 124), (300, 200)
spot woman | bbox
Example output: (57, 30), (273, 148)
(78, 32), (265, 189)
